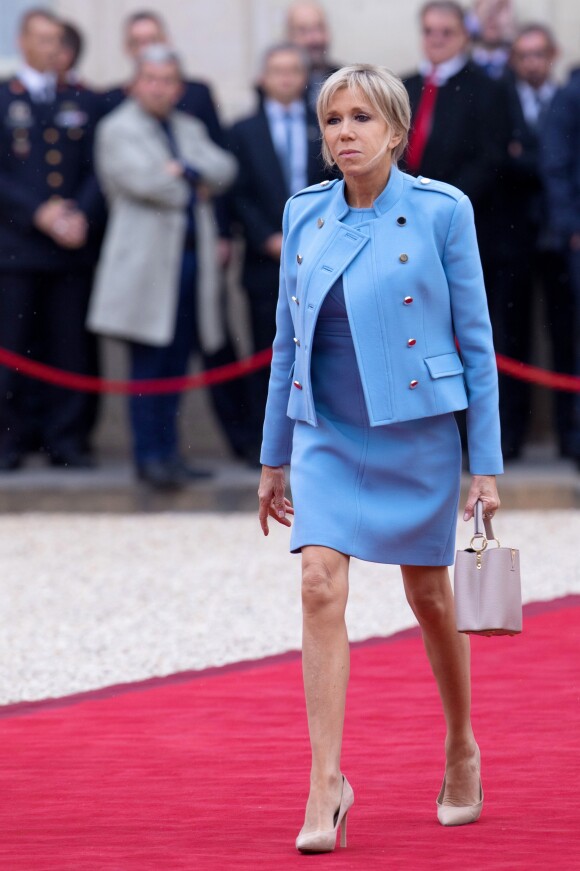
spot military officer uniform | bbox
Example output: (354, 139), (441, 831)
(0, 76), (104, 468)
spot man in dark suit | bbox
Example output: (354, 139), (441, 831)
(498, 24), (578, 461)
(53, 20), (105, 452)
(100, 11), (222, 144)
(54, 21), (86, 89)
(402, 2), (509, 229)
(228, 43), (328, 453)
(469, 0), (515, 80)
(402, 1), (511, 460)
(0, 9), (103, 470)
(286, 1), (341, 111)
(542, 59), (580, 468)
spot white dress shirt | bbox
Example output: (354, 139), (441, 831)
(264, 98), (308, 195)
(18, 64), (57, 102)
(516, 80), (556, 128)
(419, 53), (469, 86)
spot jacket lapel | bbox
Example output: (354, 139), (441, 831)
(297, 216), (370, 349)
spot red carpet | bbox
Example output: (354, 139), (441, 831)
(2, 597), (579, 870)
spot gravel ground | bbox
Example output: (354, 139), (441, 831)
(2, 511), (579, 705)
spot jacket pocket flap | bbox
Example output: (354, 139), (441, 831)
(424, 352), (464, 379)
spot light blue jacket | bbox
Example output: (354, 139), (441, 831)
(260, 166), (503, 475)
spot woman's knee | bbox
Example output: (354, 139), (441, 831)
(301, 558), (345, 615)
(403, 569), (451, 626)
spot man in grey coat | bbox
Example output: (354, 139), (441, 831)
(88, 45), (236, 488)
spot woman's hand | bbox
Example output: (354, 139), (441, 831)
(258, 465), (294, 536)
(463, 475), (501, 521)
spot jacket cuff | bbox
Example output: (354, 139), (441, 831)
(468, 454), (504, 475)
(259, 449), (291, 467)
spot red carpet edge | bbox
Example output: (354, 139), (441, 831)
(2, 594), (578, 720)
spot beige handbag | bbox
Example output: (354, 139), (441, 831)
(454, 500), (522, 636)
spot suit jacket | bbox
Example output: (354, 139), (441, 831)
(305, 63), (342, 112)
(502, 76), (559, 247)
(402, 61), (509, 212)
(227, 103), (327, 292)
(260, 167), (503, 476)
(0, 77), (103, 271)
(541, 73), (580, 240)
(88, 100), (236, 350)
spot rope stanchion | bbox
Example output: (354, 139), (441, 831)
(0, 346), (273, 395)
(0, 344), (580, 394)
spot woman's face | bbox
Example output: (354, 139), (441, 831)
(322, 86), (400, 178)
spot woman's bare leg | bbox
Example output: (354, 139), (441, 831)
(299, 545), (350, 834)
(401, 565), (480, 806)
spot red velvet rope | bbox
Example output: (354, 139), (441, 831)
(495, 354), (580, 392)
(0, 346), (273, 395)
(0, 345), (579, 394)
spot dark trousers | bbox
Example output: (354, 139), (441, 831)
(0, 270), (95, 457)
(567, 249), (580, 456)
(129, 251), (197, 466)
(130, 251), (260, 466)
(243, 283), (278, 450)
(488, 247), (578, 455)
(202, 336), (257, 459)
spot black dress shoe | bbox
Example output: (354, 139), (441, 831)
(167, 458), (214, 482)
(49, 450), (96, 469)
(0, 452), (22, 472)
(136, 459), (184, 490)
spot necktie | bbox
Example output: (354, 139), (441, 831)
(159, 118), (197, 247)
(532, 91), (548, 130)
(159, 117), (180, 159)
(406, 73), (439, 175)
(35, 83), (54, 104)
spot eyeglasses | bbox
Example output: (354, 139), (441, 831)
(422, 27), (462, 39)
(512, 49), (551, 61)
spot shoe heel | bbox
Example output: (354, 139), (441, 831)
(340, 812), (348, 848)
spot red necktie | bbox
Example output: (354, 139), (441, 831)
(406, 73), (438, 174)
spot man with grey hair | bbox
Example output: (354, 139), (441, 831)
(286, 1), (340, 111)
(101, 10), (223, 146)
(89, 45), (237, 488)
(228, 42), (328, 457)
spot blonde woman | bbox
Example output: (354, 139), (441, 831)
(258, 64), (502, 853)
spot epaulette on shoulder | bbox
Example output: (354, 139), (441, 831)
(413, 176), (464, 201)
(291, 178), (340, 200)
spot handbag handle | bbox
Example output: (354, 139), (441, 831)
(474, 499), (496, 542)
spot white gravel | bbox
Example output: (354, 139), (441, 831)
(2, 511), (579, 705)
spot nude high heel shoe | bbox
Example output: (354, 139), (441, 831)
(436, 775), (484, 826)
(295, 775), (354, 853)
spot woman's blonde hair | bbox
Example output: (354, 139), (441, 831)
(316, 64), (411, 166)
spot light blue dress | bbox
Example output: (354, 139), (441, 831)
(289, 206), (462, 566)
